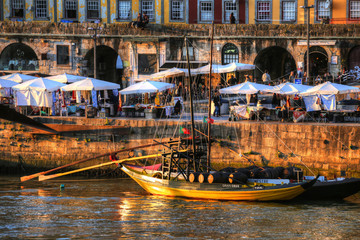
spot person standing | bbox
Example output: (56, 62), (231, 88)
(230, 13), (236, 24)
(262, 70), (271, 84)
(213, 91), (221, 117)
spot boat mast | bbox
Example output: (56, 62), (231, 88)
(185, 36), (197, 174)
(207, 22), (215, 172)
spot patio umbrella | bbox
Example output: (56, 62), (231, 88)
(0, 79), (18, 88)
(219, 82), (273, 95)
(61, 78), (120, 91)
(0, 73), (37, 83)
(150, 68), (188, 80)
(300, 81), (360, 96)
(119, 80), (175, 94)
(194, 62), (255, 74)
(47, 73), (86, 84)
(265, 82), (312, 95)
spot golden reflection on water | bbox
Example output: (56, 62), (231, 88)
(1, 177), (359, 239)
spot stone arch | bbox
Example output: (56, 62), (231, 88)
(221, 43), (239, 64)
(0, 43), (38, 71)
(254, 46), (296, 82)
(348, 46), (360, 71)
(304, 46), (328, 77)
(84, 45), (123, 87)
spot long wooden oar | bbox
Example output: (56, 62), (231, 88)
(21, 141), (173, 182)
(38, 153), (163, 182)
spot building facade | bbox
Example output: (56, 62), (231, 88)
(0, 0), (360, 87)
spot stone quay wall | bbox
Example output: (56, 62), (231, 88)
(0, 117), (359, 178)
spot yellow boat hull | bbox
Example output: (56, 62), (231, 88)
(122, 165), (311, 201)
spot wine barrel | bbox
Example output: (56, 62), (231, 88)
(229, 172), (248, 184)
(198, 173), (210, 183)
(235, 168), (251, 177)
(189, 172), (201, 183)
(207, 172), (230, 184)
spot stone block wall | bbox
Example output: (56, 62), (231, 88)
(0, 117), (359, 178)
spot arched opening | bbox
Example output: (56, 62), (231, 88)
(85, 45), (122, 87)
(304, 46), (328, 77)
(0, 43), (38, 71)
(254, 46), (296, 83)
(222, 43), (239, 64)
(348, 46), (360, 71)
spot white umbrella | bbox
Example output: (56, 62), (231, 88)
(120, 80), (175, 95)
(265, 82), (312, 95)
(47, 73), (86, 83)
(194, 62), (255, 74)
(150, 68), (187, 80)
(12, 77), (66, 92)
(0, 79), (19, 88)
(300, 81), (360, 96)
(219, 82), (273, 94)
(0, 73), (37, 83)
(61, 78), (120, 91)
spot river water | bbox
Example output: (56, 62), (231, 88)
(0, 176), (359, 239)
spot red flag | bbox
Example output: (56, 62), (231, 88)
(180, 126), (190, 134)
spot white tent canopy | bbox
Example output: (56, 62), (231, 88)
(0, 73), (37, 83)
(61, 78), (120, 91)
(265, 82), (312, 95)
(12, 78), (66, 92)
(47, 73), (86, 83)
(12, 78), (66, 107)
(120, 80), (175, 95)
(300, 81), (360, 96)
(219, 82), (273, 94)
(194, 62), (256, 75)
(0, 79), (18, 88)
(150, 68), (188, 80)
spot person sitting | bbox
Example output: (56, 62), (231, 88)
(129, 13), (143, 28)
(140, 12), (149, 29)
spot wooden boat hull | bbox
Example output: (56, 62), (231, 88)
(295, 178), (360, 200)
(121, 164), (314, 201)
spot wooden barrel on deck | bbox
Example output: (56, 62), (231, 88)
(207, 172), (230, 184)
(229, 172), (248, 184)
(198, 173), (210, 183)
(189, 172), (201, 183)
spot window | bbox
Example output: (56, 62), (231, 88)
(64, 0), (77, 19)
(11, 0), (24, 18)
(224, 1), (237, 23)
(282, 1), (296, 22)
(350, 0), (360, 20)
(57, 45), (70, 65)
(35, 0), (48, 19)
(171, 0), (184, 21)
(87, 0), (100, 20)
(317, 0), (331, 21)
(141, 0), (154, 21)
(222, 43), (238, 64)
(200, 1), (213, 22)
(118, 0), (131, 20)
(182, 46), (194, 61)
(256, 1), (271, 21)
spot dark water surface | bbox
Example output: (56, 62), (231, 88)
(0, 176), (359, 239)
